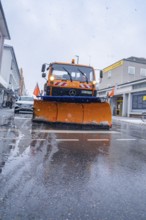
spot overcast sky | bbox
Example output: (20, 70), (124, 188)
(2, 0), (146, 94)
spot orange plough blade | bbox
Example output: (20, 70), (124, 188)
(33, 99), (112, 129)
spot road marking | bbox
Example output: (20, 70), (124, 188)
(56, 139), (79, 142)
(14, 117), (31, 120)
(34, 138), (79, 141)
(87, 139), (109, 141)
(31, 138), (79, 142)
(116, 138), (136, 141)
(31, 130), (119, 134)
(0, 137), (52, 141)
(0, 137), (19, 140)
(0, 137), (140, 142)
(0, 137), (79, 142)
(31, 138), (46, 141)
(0, 128), (119, 134)
(0, 129), (19, 132)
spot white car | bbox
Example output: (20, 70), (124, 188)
(14, 96), (34, 113)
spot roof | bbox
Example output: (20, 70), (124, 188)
(103, 56), (146, 73)
(124, 57), (146, 65)
(0, 1), (10, 39)
(50, 62), (93, 68)
(103, 60), (123, 73)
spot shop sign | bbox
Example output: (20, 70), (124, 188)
(103, 60), (123, 73)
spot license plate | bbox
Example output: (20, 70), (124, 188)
(22, 105), (29, 108)
(81, 91), (92, 94)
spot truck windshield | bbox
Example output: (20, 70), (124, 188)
(51, 64), (94, 82)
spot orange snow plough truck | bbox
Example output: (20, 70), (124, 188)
(33, 61), (112, 129)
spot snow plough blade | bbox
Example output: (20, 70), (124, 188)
(33, 96), (112, 129)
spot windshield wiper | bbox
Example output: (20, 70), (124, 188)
(62, 67), (72, 82)
(77, 68), (88, 83)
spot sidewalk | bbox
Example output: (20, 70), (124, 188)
(112, 116), (146, 126)
(0, 108), (14, 126)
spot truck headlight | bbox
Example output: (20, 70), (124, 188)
(50, 76), (55, 81)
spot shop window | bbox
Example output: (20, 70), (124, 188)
(132, 93), (146, 109)
(128, 66), (135, 74)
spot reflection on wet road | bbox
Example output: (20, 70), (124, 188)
(0, 114), (146, 220)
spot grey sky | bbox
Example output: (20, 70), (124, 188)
(2, 0), (146, 94)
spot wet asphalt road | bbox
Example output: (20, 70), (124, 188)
(0, 114), (146, 220)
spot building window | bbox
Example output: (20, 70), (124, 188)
(9, 74), (13, 85)
(11, 59), (14, 70)
(108, 70), (112, 78)
(132, 92), (146, 110)
(140, 68), (146, 77)
(133, 82), (146, 90)
(128, 66), (135, 74)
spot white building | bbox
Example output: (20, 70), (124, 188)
(19, 68), (26, 96)
(0, 1), (10, 106)
(0, 1), (10, 68)
(0, 45), (20, 106)
(98, 57), (146, 118)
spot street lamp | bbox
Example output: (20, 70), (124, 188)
(75, 55), (79, 64)
(89, 55), (91, 66)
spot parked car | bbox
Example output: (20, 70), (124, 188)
(14, 96), (34, 113)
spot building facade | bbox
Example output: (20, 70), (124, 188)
(98, 57), (146, 117)
(0, 45), (21, 106)
(0, 1), (10, 68)
(0, 1), (10, 106)
(19, 68), (26, 96)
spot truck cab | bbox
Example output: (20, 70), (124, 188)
(42, 62), (98, 97)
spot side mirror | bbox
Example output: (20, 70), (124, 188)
(100, 70), (103, 78)
(42, 73), (46, 78)
(41, 64), (46, 72)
